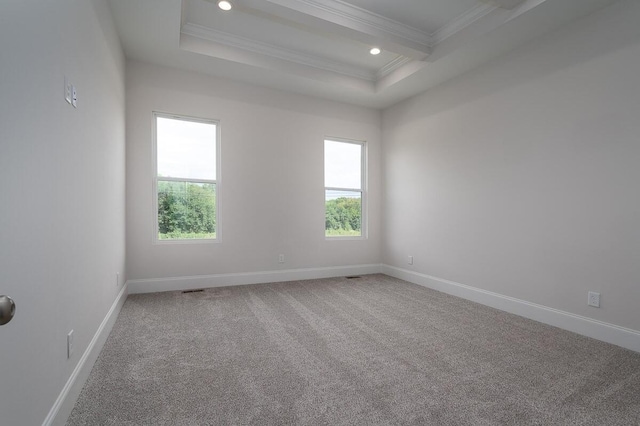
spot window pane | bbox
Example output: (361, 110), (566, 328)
(158, 181), (216, 240)
(157, 117), (216, 180)
(325, 190), (361, 237)
(324, 140), (361, 189)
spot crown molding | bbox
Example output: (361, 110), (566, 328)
(182, 0), (534, 88)
(291, 0), (431, 46)
(377, 56), (413, 80)
(239, 0), (431, 58)
(181, 22), (376, 81)
(431, 2), (498, 46)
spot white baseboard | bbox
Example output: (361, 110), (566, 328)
(127, 264), (383, 294)
(382, 264), (640, 353)
(43, 282), (129, 426)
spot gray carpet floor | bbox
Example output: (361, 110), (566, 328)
(67, 274), (640, 425)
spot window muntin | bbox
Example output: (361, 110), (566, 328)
(324, 139), (365, 238)
(154, 113), (219, 242)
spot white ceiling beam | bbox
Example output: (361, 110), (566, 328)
(234, 0), (431, 60)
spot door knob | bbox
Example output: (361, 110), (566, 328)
(0, 295), (16, 325)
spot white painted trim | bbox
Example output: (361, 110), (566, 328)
(431, 2), (497, 46)
(289, 0), (431, 45)
(377, 56), (413, 80)
(240, 0), (432, 55)
(181, 23), (376, 82)
(127, 264), (383, 294)
(382, 265), (640, 353)
(152, 111), (222, 245)
(43, 282), (129, 426)
(324, 137), (367, 240)
(202, 0), (429, 59)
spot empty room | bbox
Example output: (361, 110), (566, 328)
(1, 0), (639, 424)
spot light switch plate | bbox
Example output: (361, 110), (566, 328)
(64, 77), (72, 104)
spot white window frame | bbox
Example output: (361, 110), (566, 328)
(324, 137), (367, 240)
(152, 112), (221, 244)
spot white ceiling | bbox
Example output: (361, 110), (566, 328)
(108, 0), (619, 109)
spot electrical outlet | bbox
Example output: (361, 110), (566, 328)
(67, 330), (74, 359)
(588, 291), (601, 308)
(278, 254), (285, 264)
(116, 272), (120, 287)
(408, 255), (413, 265)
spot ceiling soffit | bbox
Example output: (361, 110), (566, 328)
(177, 0), (553, 94)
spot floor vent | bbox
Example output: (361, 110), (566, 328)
(182, 289), (205, 294)
(345, 276), (361, 279)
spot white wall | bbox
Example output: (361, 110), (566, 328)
(0, 0), (125, 424)
(2, 1), (636, 422)
(126, 61), (381, 282)
(382, 0), (640, 332)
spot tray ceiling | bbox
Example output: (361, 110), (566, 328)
(108, 0), (619, 108)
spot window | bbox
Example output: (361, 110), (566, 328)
(153, 113), (219, 242)
(324, 138), (365, 238)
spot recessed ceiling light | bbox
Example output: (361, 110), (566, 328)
(369, 47), (381, 55)
(218, 0), (232, 11)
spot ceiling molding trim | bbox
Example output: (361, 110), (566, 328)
(181, 23), (376, 81)
(290, 0), (432, 46)
(377, 56), (413, 80)
(431, 2), (498, 46)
